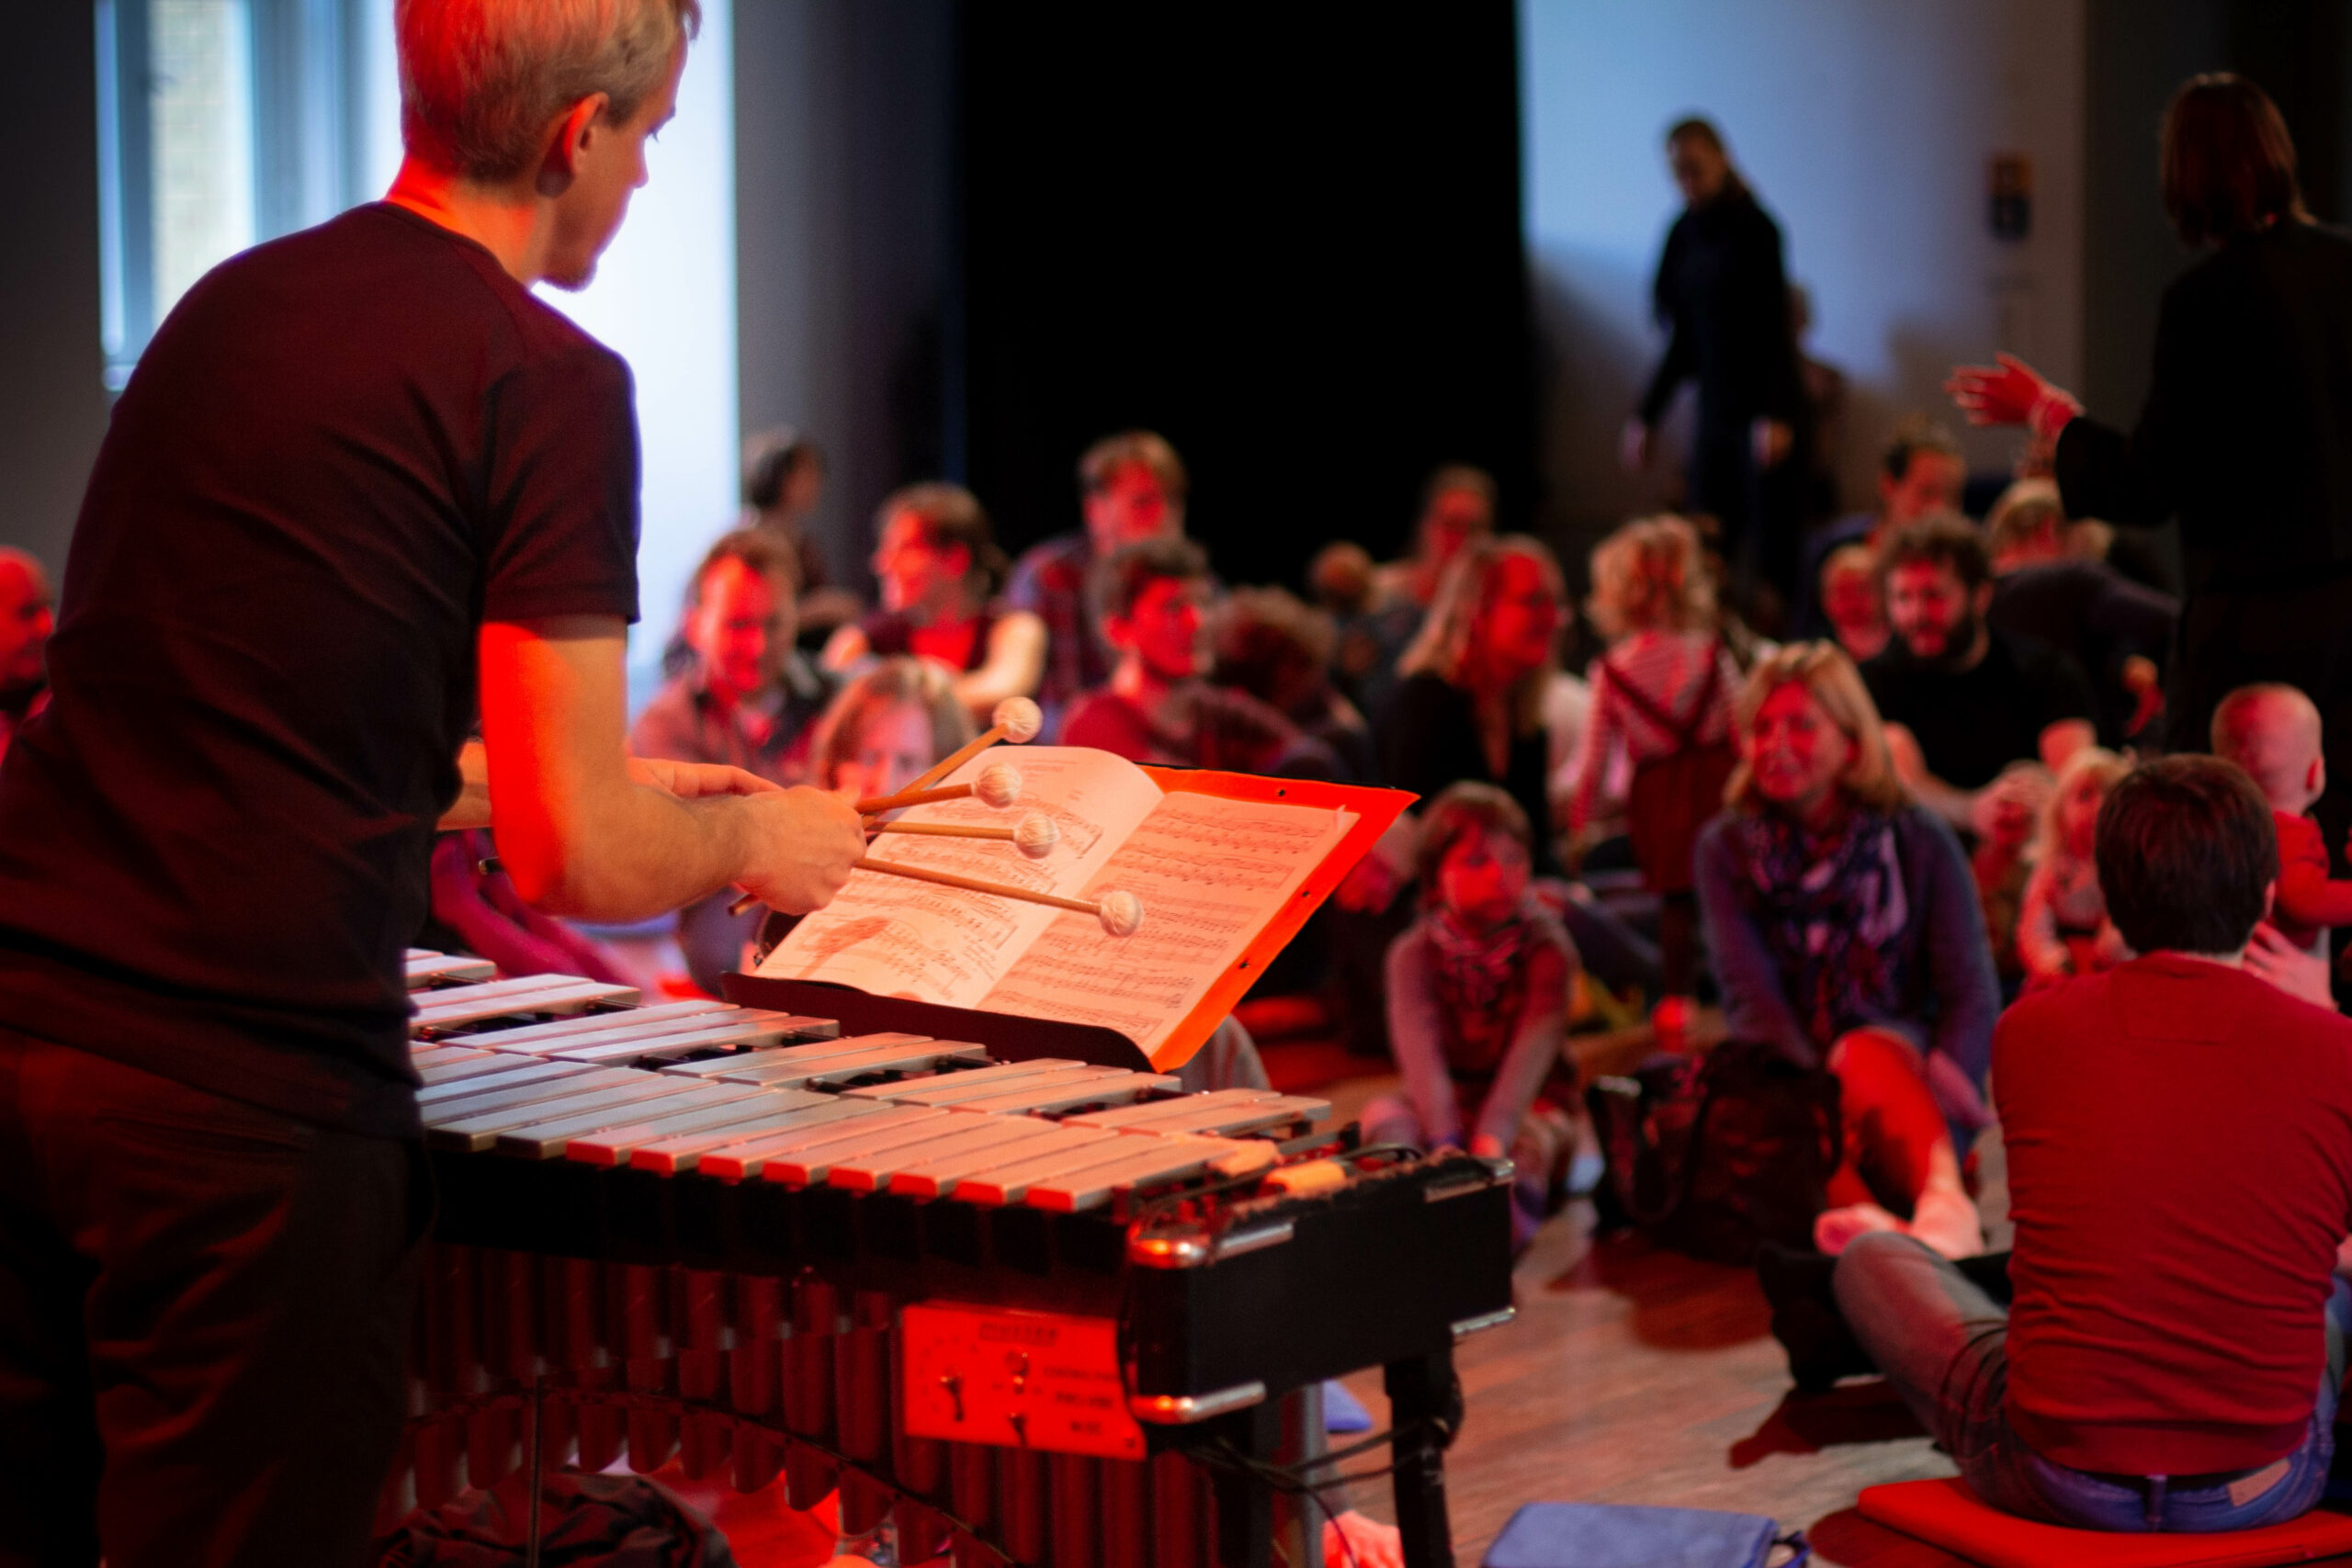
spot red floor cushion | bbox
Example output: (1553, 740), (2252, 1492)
(1859, 1477), (2352, 1567)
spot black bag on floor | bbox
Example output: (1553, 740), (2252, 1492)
(1587, 1041), (1842, 1265)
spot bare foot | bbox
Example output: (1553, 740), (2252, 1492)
(1907, 1185), (1984, 1259)
(1814, 1201), (1903, 1255)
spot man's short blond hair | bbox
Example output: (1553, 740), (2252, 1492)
(397, 0), (700, 183)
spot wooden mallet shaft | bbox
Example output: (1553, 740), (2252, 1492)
(855, 783), (977, 814)
(852, 857), (1142, 935)
(892, 695), (1044, 803)
(869, 820), (1018, 844)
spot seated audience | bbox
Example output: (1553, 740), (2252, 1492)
(1385, 536), (1574, 872)
(1792, 418), (1967, 638)
(1569, 516), (1743, 1003)
(0, 548), (53, 766)
(821, 482), (1046, 725)
(1210, 586), (1375, 782)
(805, 656), (975, 803)
(2211, 683), (2352, 953)
(1374, 464), (1498, 615)
(1836, 756), (2352, 1533)
(1863, 515), (2098, 836)
(1365, 784), (1577, 1250)
(424, 829), (631, 987)
(1817, 542), (1888, 663)
(631, 532), (831, 993)
(1381, 535), (1662, 998)
(1985, 479), (2176, 747)
(1694, 642), (1995, 1258)
(1005, 430), (1189, 732)
(1060, 538), (1328, 774)
(2016, 746), (2131, 987)
(741, 427), (858, 646)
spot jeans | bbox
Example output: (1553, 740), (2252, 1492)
(1835, 1231), (2347, 1532)
(0, 1029), (428, 1567)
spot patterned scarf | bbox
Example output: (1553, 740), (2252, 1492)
(1741, 807), (1910, 1051)
(1426, 897), (1545, 1077)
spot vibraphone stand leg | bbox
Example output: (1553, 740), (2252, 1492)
(1383, 1352), (1463, 1568)
(524, 1371), (547, 1568)
(1208, 1404), (1282, 1568)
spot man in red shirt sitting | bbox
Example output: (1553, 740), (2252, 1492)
(1837, 754), (2352, 1532)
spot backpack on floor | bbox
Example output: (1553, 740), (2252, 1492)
(1587, 1040), (1842, 1265)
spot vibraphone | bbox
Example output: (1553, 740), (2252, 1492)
(390, 952), (1516, 1568)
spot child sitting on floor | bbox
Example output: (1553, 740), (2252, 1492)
(2211, 682), (2352, 953)
(2016, 746), (2132, 987)
(1364, 782), (1578, 1249)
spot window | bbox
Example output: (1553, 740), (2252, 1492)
(96, 0), (390, 389)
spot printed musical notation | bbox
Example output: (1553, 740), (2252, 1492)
(979, 792), (1353, 1059)
(759, 746), (1357, 1062)
(757, 747), (1162, 1007)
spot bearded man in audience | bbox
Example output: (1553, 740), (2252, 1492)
(1863, 515), (2098, 840)
(0, 548), (53, 767)
(1837, 755), (2352, 1532)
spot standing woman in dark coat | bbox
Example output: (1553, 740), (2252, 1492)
(1951, 76), (2352, 824)
(1623, 118), (1807, 604)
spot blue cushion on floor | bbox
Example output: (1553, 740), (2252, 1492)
(1322, 1378), (1373, 1433)
(1482, 1502), (1798, 1568)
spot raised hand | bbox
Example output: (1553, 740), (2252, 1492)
(1947, 351), (2072, 431)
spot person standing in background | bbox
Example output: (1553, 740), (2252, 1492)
(1623, 118), (1805, 611)
(1951, 74), (2352, 848)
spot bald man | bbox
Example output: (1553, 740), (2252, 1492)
(0, 548), (52, 765)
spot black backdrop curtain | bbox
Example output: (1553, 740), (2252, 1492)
(956, 3), (1535, 592)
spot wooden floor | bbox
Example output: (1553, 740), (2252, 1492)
(1306, 1061), (1972, 1568)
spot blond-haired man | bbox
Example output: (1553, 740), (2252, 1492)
(0, 4), (861, 1562)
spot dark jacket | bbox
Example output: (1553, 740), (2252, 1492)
(2055, 221), (2352, 592)
(1639, 186), (1804, 441)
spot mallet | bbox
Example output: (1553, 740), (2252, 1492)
(848, 858), (1145, 937)
(869, 812), (1060, 859)
(856, 761), (1023, 818)
(893, 696), (1044, 802)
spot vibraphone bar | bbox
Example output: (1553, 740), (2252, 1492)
(389, 952), (1516, 1568)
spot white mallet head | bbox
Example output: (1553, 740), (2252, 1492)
(1097, 889), (1144, 938)
(993, 696), (1044, 744)
(975, 762), (1023, 809)
(1013, 812), (1060, 860)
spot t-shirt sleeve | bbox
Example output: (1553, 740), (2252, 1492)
(480, 344), (641, 626)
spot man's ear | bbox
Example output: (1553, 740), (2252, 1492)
(2261, 879), (2278, 926)
(1101, 612), (1133, 652)
(1972, 580), (1996, 618)
(536, 94), (610, 197)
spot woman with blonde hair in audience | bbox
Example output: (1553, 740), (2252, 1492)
(822, 483), (1046, 726)
(1570, 515), (1746, 1010)
(2016, 746), (2133, 988)
(1695, 642), (1999, 1259)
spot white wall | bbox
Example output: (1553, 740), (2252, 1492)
(1520, 0), (2086, 548)
(535, 0), (739, 704)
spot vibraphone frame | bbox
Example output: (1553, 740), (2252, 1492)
(390, 960), (1514, 1568)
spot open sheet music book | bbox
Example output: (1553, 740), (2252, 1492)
(754, 747), (1377, 1067)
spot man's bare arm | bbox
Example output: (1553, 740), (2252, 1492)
(478, 616), (864, 921)
(438, 740), (492, 830)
